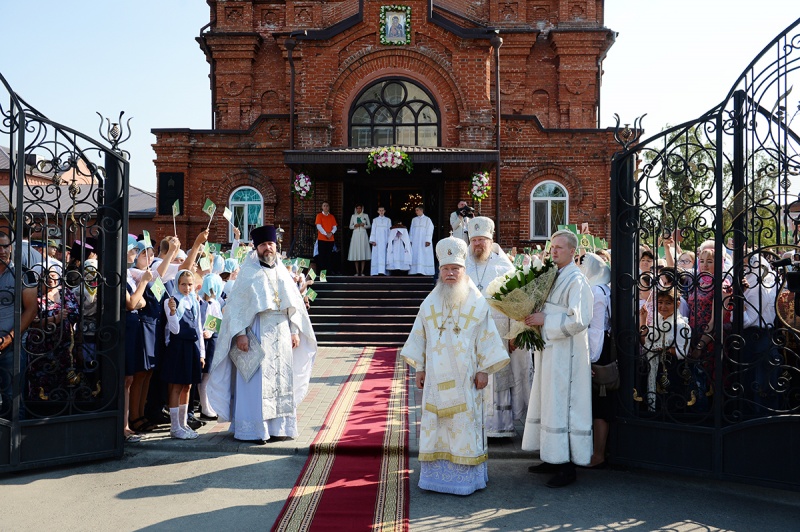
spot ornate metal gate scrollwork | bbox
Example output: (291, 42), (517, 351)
(611, 19), (800, 489)
(0, 72), (128, 471)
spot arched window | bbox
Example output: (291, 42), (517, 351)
(229, 187), (263, 242)
(349, 79), (440, 147)
(530, 181), (568, 239)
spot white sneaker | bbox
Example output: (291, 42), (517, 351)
(170, 427), (193, 440)
(184, 427), (199, 439)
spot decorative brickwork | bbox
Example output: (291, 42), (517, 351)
(153, 0), (618, 254)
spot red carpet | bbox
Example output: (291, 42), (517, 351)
(272, 347), (409, 532)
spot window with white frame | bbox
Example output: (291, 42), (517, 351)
(229, 187), (263, 242)
(530, 181), (568, 239)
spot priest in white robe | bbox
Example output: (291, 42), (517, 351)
(369, 206), (391, 276)
(409, 205), (435, 275)
(386, 224), (412, 272)
(401, 235), (509, 495)
(521, 229), (593, 488)
(208, 225), (317, 444)
(465, 216), (532, 438)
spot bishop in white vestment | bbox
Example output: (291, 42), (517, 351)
(401, 236), (509, 495)
(465, 216), (532, 437)
(409, 206), (435, 275)
(369, 207), (391, 275)
(522, 230), (593, 488)
(208, 225), (317, 444)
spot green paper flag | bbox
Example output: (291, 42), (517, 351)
(319, 270), (327, 282)
(306, 288), (318, 302)
(307, 268), (317, 281)
(202, 198), (216, 218)
(299, 258), (311, 269)
(208, 243), (220, 254)
(514, 254), (524, 267)
(204, 314), (221, 333)
(223, 207), (233, 222)
(203, 242), (210, 256)
(142, 230), (152, 249)
(235, 246), (248, 260)
(544, 241), (551, 254)
(282, 258), (292, 267)
(150, 277), (166, 301)
(172, 199), (180, 217)
(199, 256), (212, 271)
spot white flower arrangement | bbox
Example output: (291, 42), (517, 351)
(293, 173), (312, 200)
(486, 255), (557, 351)
(366, 146), (413, 174)
(469, 171), (491, 202)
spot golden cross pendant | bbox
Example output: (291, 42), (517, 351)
(273, 291), (281, 307)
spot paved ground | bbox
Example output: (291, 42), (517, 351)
(1, 346), (799, 531)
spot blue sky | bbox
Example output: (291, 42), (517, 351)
(1, 1), (798, 191)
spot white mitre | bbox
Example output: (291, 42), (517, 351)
(469, 216), (494, 240)
(436, 236), (467, 267)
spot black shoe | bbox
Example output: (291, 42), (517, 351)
(546, 470), (577, 488)
(199, 413), (218, 421)
(244, 438), (267, 445)
(186, 415), (204, 430)
(268, 436), (291, 443)
(528, 462), (560, 474)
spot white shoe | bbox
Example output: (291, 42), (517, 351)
(170, 427), (193, 440)
(184, 427), (199, 439)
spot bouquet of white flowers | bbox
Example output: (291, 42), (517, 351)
(485, 256), (558, 351)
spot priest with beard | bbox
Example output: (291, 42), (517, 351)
(465, 216), (532, 438)
(401, 235), (509, 495)
(208, 225), (317, 444)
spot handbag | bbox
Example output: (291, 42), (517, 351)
(592, 331), (619, 396)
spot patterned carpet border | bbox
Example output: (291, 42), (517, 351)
(272, 347), (409, 532)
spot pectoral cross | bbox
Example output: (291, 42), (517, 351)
(273, 290), (281, 307)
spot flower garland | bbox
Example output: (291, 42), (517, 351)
(469, 171), (491, 201)
(292, 173), (312, 200)
(379, 5), (411, 46)
(366, 146), (413, 174)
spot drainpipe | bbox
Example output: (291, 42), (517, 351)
(286, 31), (305, 240)
(489, 30), (503, 242)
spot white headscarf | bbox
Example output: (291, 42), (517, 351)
(580, 252), (611, 287)
(173, 269), (199, 320)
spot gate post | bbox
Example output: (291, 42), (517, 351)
(99, 152), (127, 444)
(611, 151), (638, 411)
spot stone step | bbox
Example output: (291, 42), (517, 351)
(311, 298), (424, 307)
(311, 314), (416, 324)
(309, 305), (420, 315)
(314, 331), (411, 344)
(313, 322), (412, 333)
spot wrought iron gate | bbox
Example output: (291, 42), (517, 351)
(0, 73), (128, 471)
(610, 19), (800, 490)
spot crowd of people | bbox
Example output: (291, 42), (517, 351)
(0, 199), (792, 495)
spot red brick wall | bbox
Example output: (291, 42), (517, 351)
(154, 0), (618, 249)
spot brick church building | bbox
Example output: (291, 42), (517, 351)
(153, 0), (618, 265)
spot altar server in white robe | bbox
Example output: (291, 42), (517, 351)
(387, 224), (412, 272)
(465, 216), (532, 437)
(402, 235), (509, 495)
(369, 206), (391, 276)
(208, 225), (317, 444)
(522, 229), (593, 488)
(409, 205), (435, 275)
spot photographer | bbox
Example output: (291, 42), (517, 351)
(450, 200), (474, 244)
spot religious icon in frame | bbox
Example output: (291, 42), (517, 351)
(380, 5), (411, 45)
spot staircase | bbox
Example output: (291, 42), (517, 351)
(308, 275), (434, 347)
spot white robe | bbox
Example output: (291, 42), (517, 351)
(409, 214), (434, 275)
(521, 261), (594, 465)
(369, 215), (392, 275)
(450, 211), (469, 244)
(208, 252), (317, 441)
(466, 250), (532, 437)
(387, 227), (411, 271)
(401, 282), (510, 467)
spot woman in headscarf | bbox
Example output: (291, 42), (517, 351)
(347, 204), (371, 276)
(579, 252), (612, 468)
(197, 273), (224, 420)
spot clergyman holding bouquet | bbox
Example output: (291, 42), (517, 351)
(520, 229), (594, 489)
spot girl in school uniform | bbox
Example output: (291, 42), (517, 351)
(161, 270), (205, 439)
(197, 273), (224, 420)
